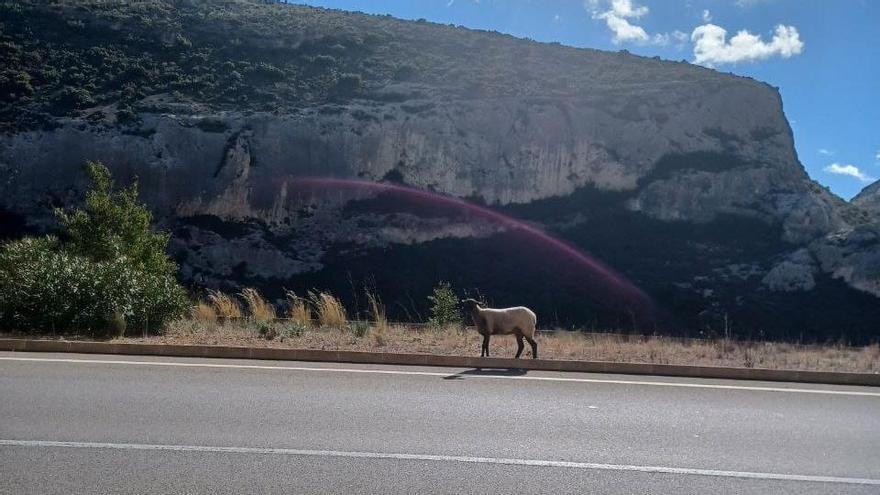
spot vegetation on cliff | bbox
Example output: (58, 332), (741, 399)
(0, 0), (711, 131)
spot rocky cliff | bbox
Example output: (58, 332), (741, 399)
(1, 1), (878, 341)
(853, 181), (880, 215)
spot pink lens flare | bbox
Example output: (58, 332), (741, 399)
(286, 176), (654, 313)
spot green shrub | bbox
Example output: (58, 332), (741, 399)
(347, 320), (370, 338)
(281, 321), (309, 339)
(0, 70), (34, 98)
(115, 103), (137, 121)
(51, 86), (94, 112)
(427, 281), (461, 328)
(0, 162), (188, 334)
(0, 237), (187, 334)
(257, 321), (278, 340)
(56, 161), (176, 276)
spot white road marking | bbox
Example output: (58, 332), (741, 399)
(1, 439), (877, 486)
(1, 356), (878, 397)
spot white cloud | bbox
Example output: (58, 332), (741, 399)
(652, 32), (670, 45)
(824, 163), (875, 183)
(702, 10), (712, 22)
(588, 0), (686, 48)
(818, 148), (835, 156)
(691, 23), (804, 66)
(592, 0), (650, 44)
(554, 13), (562, 22)
(651, 30), (688, 49)
(876, 150), (880, 161)
(608, 0), (648, 17)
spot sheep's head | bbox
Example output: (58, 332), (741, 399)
(460, 298), (483, 312)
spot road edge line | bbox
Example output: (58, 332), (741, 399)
(0, 338), (877, 387)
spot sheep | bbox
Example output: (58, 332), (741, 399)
(460, 298), (538, 359)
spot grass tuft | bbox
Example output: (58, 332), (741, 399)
(348, 320), (370, 338)
(240, 287), (276, 323)
(192, 300), (217, 323)
(309, 291), (347, 329)
(207, 289), (242, 319)
(285, 291), (312, 327)
(366, 288), (387, 346)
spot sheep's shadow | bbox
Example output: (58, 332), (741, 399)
(442, 368), (529, 380)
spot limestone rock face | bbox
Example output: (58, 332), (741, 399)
(762, 249), (817, 292)
(853, 181), (880, 216)
(810, 224), (880, 297)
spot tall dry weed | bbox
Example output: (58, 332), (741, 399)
(193, 300), (217, 323)
(366, 288), (387, 345)
(240, 287), (276, 323)
(309, 291), (347, 328)
(208, 289), (241, 319)
(285, 290), (312, 327)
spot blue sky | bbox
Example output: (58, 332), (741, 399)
(291, 0), (879, 200)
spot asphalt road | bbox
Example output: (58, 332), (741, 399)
(1, 351), (878, 494)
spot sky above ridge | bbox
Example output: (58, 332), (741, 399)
(291, 0), (878, 200)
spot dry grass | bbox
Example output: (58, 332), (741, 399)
(192, 300), (217, 323)
(366, 289), (387, 346)
(309, 291), (347, 329)
(285, 291), (312, 327)
(112, 319), (880, 374)
(207, 290), (241, 319)
(240, 288), (276, 323)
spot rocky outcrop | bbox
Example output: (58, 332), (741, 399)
(853, 181), (880, 215)
(810, 224), (880, 297)
(762, 249), (817, 292)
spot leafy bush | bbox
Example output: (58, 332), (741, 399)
(257, 321), (278, 340)
(115, 107), (138, 125)
(427, 281), (460, 328)
(281, 321), (308, 339)
(0, 162), (188, 334)
(0, 237), (187, 334)
(0, 70), (34, 98)
(347, 320), (370, 338)
(51, 87), (94, 112)
(56, 162), (176, 276)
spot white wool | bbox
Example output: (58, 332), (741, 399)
(473, 306), (537, 338)
(464, 299), (539, 358)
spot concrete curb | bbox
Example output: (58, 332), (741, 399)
(0, 338), (877, 386)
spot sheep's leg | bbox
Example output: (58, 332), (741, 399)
(514, 334), (525, 359)
(481, 334), (490, 357)
(525, 335), (538, 359)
